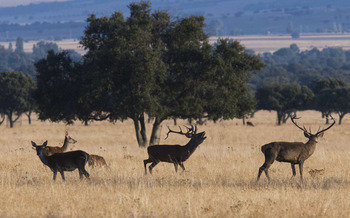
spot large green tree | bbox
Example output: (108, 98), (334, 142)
(36, 1), (264, 147)
(0, 71), (35, 128)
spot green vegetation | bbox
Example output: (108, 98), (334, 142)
(36, 2), (263, 147)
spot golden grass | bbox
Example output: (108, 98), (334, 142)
(1, 110), (350, 217)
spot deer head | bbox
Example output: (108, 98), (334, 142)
(31, 140), (48, 156)
(291, 115), (335, 141)
(165, 125), (206, 145)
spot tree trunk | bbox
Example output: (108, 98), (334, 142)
(8, 112), (13, 128)
(324, 112), (330, 124)
(282, 113), (290, 124)
(149, 117), (163, 146)
(139, 114), (148, 147)
(277, 111), (283, 125)
(7, 111), (21, 128)
(0, 113), (5, 125)
(338, 112), (346, 125)
(26, 110), (32, 125)
(242, 116), (246, 125)
(133, 117), (146, 147)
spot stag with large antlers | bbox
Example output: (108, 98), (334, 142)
(257, 115), (335, 182)
(143, 125), (206, 174)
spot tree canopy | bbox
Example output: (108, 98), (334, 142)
(34, 1), (264, 146)
(0, 71), (35, 127)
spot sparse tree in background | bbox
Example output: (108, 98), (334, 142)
(35, 50), (82, 124)
(0, 71), (35, 128)
(256, 83), (314, 125)
(287, 21), (294, 34)
(309, 78), (348, 123)
(32, 41), (59, 61)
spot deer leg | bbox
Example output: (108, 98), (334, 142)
(179, 162), (185, 171)
(257, 148), (276, 182)
(144, 159), (152, 175)
(291, 164), (296, 178)
(79, 168), (90, 179)
(60, 171), (65, 181)
(149, 161), (159, 174)
(299, 162), (304, 181)
(79, 169), (84, 179)
(173, 163), (178, 172)
(53, 170), (58, 180)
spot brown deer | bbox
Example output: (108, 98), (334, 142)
(144, 125), (206, 174)
(32, 141), (90, 181)
(257, 115), (335, 182)
(88, 154), (107, 168)
(44, 131), (77, 156)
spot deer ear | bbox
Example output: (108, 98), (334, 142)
(317, 132), (324, 138)
(43, 141), (48, 147)
(31, 141), (37, 147)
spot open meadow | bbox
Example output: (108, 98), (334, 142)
(1, 110), (350, 217)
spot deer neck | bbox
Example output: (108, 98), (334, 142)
(182, 139), (201, 158)
(61, 137), (69, 151)
(38, 151), (51, 167)
(305, 139), (318, 155)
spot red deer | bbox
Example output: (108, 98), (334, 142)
(88, 154), (107, 168)
(44, 131), (77, 156)
(257, 115), (335, 182)
(32, 141), (90, 181)
(144, 125), (206, 174)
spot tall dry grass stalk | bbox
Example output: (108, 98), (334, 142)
(1, 110), (350, 217)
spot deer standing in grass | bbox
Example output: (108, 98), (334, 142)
(144, 125), (206, 174)
(257, 115), (335, 182)
(32, 141), (90, 181)
(44, 131), (77, 156)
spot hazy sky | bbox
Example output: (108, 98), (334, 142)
(0, 0), (68, 7)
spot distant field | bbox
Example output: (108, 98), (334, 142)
(1, 110), (350, 217)
(1, 33), (350, 55)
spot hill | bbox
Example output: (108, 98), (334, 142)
(0, 0), (350, 41)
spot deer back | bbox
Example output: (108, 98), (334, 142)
(44, 146), (63, 156)
(47, 150), (90, 171)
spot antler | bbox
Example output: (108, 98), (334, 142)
(165, 125), (196, 140)
(315, 115), (336, 136)
(290, 115), (309, 133)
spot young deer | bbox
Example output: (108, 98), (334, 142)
(88, 154), (107, 168)
(32, 141), (90, 181)
(257, 115), (335, 182)
(144, 125), (206, 174)
(44, 131), (77, 156)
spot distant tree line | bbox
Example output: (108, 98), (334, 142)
(0, 37), (81, 78)
(255, 79), (350, 125)
(250, 44), (350, 89)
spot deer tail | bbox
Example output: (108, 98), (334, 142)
(261, 143), (273, 153)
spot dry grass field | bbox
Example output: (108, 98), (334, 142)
(1, 110), (350, 217)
